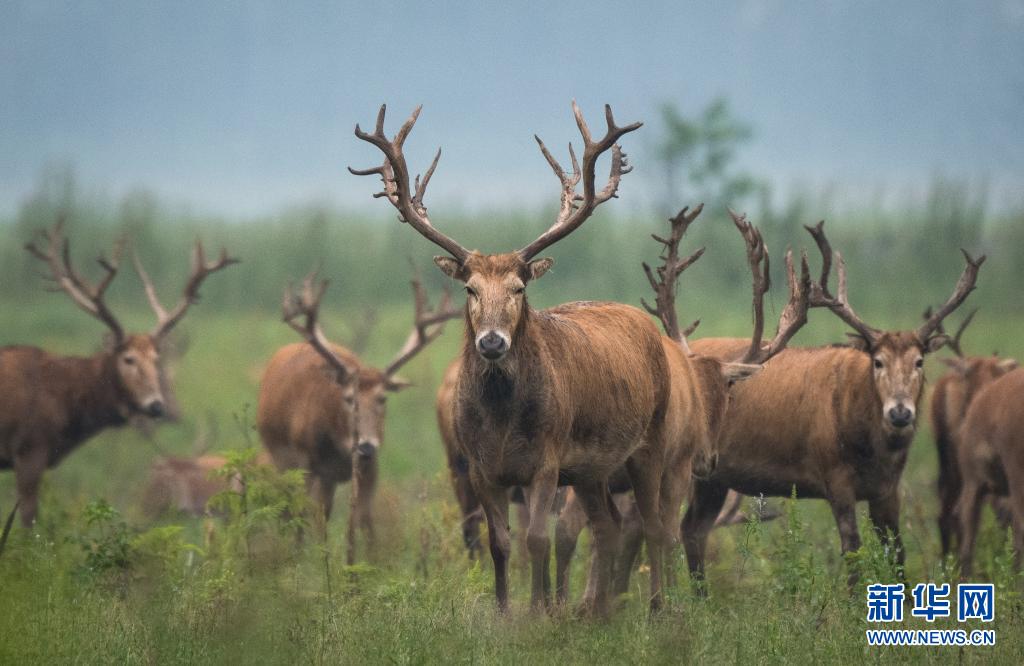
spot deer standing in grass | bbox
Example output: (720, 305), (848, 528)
(554, 206), (811, 603)
(351, 102), (671, 616)
(685, 223), (984, 588)
(257, 271), (458, 563)
(0, 220), (237, 526)
(927, 310), (1017, 558)
(955, 366), (1024, 576)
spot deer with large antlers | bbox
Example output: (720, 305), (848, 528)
(684, 221), (984, 588)
(256, 269), (458, 563)
(0, 219), (237, 526)
(351, 102), (673, 615)
(925, 310), (1017, 558)
(553, 205), (810, 603)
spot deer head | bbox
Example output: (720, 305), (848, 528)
(350, 102), (641, 363)
(805, 223), (985, 435)
(26, 218), (237, 418)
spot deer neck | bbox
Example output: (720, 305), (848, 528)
(59, 353), (131, 445)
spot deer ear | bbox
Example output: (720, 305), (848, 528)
(721, 362), (762, 385)
(924, 334), (950, 354)
(526, 257), (554, 282)
(845, 332), (871, 351)
(384, 376), (413, 392)
(433, 256), (464, 281)
(941, 357), (969, 374)
(998, 358), (1019, 373)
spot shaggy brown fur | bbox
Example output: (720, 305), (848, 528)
(142, 454), (232, 517)
(684, 333), (944, 587)
(931, 356), (1018, 556)
(955, 367), (1024, 576)
(438, 252), (672, 616)
(0, 336), (165, 526)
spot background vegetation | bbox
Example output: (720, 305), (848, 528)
(2, 101), (1023, 661)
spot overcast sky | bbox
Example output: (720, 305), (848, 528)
(2, 0), (1022, 218)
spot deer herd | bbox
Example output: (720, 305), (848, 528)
(1, 101), (1021, 618)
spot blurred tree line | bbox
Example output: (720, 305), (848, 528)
(1, 103), (1021, 341)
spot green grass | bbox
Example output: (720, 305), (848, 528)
(3, 297), (1024, 664)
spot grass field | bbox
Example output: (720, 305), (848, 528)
(2, 193), (1024, 663)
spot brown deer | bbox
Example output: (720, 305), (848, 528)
(684, 223), (984, 588)
(955, 366), (1024, 576)
(553, 206), (810, 603)
(927, 310), (1018, 557)
(351, 102), (674, 616)
(0, 220), (237, 526)
(257, 270), (458, 563)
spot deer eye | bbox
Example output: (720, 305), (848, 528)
(915, 358), (924, 369)
(873, 358), (883, 370)
(512, 286), (525, 296)
(123, 356), (136, 366)
(465, 286), (477, 298)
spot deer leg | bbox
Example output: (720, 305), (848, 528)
(574, 480), (621, 618)
(347, 454), (377, 564)
(476, 480), (512, 613)
(525, 467), (558, 611)
(555, 488), (588, 604)
(13, 445), (47, 528)
(936, 435), (960, 558)
(682, 479), (729, 596)
(658, 462), (691, 590)
(827, 487), (862, 588)
(514, 490), (531, 575)
(868, 489), (906, 581)
(625, 453), (667, 612)
(956, 480), (985, 579)
(613, 494), (644, 596)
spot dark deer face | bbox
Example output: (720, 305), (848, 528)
(352, 368), (410, 459)
(114, 335), (167, 417)
(944, 355), (1020, 404)
(854, 331), (946, 435)
(435, 252), (552, 362)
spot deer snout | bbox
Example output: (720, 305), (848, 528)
(475, 330), (509, 360)
(886, 404), (914, 429)
(355, 441), (378, 458)
(144, 399), (166, 418)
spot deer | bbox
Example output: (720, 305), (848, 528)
(684, 222), (984, 589)
(350, 101), (674, 616)
(955, 365), (1024, 576)
(553, 206), (811, 603)
(257, 269), (458, 563)
(927, 310), (1018, 558)
(0, 219), (237, 527)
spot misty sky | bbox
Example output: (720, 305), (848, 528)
(1, 1), (1022, 218)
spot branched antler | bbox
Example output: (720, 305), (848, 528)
(916, 251), (986, 342)
(803, 222), (881, 346)
(25, 216), (126, 341)
(281, 271), (356, 383)
(729, 209), (811, 364)
(349, 105), (469, 261)
(383, 266), (462, 380)
(923, 306), (977, 358)
(519, 101), (642, 260)
(641, 204), (705, 352)
(134, 242), (238, 340)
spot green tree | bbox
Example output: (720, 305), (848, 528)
(656, 98), (760, 212)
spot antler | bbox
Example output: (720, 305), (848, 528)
(281, 271), (356, 383)
(729, 209), (811, 364)
(519, 101), (642, 260)
(803, 221), (881, 346)
(383, 267), (462, 379)
(134, 242), (239, 340)
(916, 250), (986, 342)
(25, 217), (126, 342)
(350, 105), (469, 262)
(641, 204), (706, 353)
(922, 306), (977, 358)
